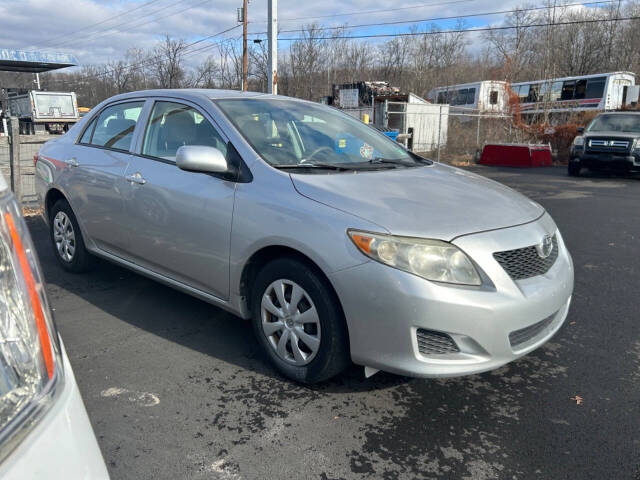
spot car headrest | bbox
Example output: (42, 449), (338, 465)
(163, 110), (197, 144)
(105, 118), (135, 137)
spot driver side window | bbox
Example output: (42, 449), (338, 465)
(142, 101), (227, 161)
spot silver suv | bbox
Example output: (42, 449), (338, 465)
(36, 89), (574, 383)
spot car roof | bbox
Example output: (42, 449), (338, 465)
(105, 88), (277, 104)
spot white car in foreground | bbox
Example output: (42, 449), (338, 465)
(0, 175), (108, 479)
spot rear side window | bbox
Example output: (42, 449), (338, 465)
(79, 118), (96, 144)
(142, 101), (227, 161)
(91, 101), (144, 151)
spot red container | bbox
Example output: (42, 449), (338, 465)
(479, 144), (552, 167)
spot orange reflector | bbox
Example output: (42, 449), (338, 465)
(4, 212), (54, 379)
(350, 233), (373, 254)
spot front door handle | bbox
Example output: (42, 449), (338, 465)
(125, 172), (146, 185)
(65, 157), (79, 167)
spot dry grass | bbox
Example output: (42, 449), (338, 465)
(22, 206), (43, 217)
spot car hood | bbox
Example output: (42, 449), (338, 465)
(290, 163), (544, 240)
(583, 131), (640, 139)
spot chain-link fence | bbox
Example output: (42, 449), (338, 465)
(336, 102), (589, 166)
(1, 118), (50, 205)
(383, 106), (551, 165)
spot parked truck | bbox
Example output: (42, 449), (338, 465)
(7, 90), (79, 134)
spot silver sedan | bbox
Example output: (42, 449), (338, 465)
(35, 89), (574, 383)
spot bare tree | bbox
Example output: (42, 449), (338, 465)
(216, 41), (243, 89)
(153, 35), (187, 88)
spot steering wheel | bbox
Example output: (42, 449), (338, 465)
(302, 146), (334, 164)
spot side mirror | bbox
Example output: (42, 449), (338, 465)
(176, 145), (228, 174)
(577, 127), (584, 134)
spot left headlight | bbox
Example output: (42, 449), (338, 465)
(572, 136), (584, 147)
(348, 230), (482, 286)
(0, 191), (62, 461)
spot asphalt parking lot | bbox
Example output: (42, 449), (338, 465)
(27, 166), (640, 480)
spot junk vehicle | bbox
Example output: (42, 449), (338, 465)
(429, 72), (637, 118)
(7, 90), (79, 134)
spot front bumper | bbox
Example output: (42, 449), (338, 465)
(0, 343), (109, 479)
(571, 147), (640, 171)
(330, 213), (574, 378)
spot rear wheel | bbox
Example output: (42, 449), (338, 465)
(568, 160), (581, 176)
(251, 257), (349, 383)
(49, 199), (93, 273)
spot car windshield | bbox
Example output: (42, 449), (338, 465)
(587, 114), (640, 133)
(215, 98), (426, 171)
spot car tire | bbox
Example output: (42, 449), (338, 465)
(49, 199), (93, 273)
(568, 160), (581, 176)
(250, 257), (350, 384)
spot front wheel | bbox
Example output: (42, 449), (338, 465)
(568, 160), (581, 176)
(251, 258), (350, 383)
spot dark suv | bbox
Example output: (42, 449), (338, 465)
(569, 112), (640, 176)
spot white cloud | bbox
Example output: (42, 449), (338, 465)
(0, 0), (549, 68)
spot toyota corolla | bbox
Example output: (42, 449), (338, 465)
(35, 89), (574, 383)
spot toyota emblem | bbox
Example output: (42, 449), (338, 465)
(536, 235), (554, 259)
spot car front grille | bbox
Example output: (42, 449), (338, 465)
(586, 138), (631, 153)
(509, 313), (556, 348)
(493, 235), (558, 280)
(416, 329), (460, 355)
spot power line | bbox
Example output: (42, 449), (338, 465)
(46, 25), (242, 86)
(269, 15), (640, 41)
(43, 0), (166, 45)
(248, 0), (622, 35)
(46, 0), (210, 49)
(259, 0), (477, 23)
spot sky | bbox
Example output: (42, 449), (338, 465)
(0, 0), (534, 69)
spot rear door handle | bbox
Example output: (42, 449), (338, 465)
(65, 157), (79, 167)
(125, 172), (146, 185)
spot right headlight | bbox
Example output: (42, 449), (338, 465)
(572, 136), (584, 146)
(0, 190), (62, 461)
(348, 230), (482, 286)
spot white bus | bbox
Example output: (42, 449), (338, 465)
(428, 72), (636, 116)
(427, 81), (509, 114)
(511, 71), (636, 114)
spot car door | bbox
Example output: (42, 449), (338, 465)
(65, 99), (146, 257)
(123, 99), (235, 300)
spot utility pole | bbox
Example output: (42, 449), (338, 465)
(242, 0), (248, 91)
(268, 0), (277, 94)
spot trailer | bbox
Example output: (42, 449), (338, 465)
(374, 94), (448, 152)
(7, 90), (79, 134)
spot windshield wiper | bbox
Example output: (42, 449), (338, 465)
(368, 157), (415, 166)
(272, 163), (354, 171)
